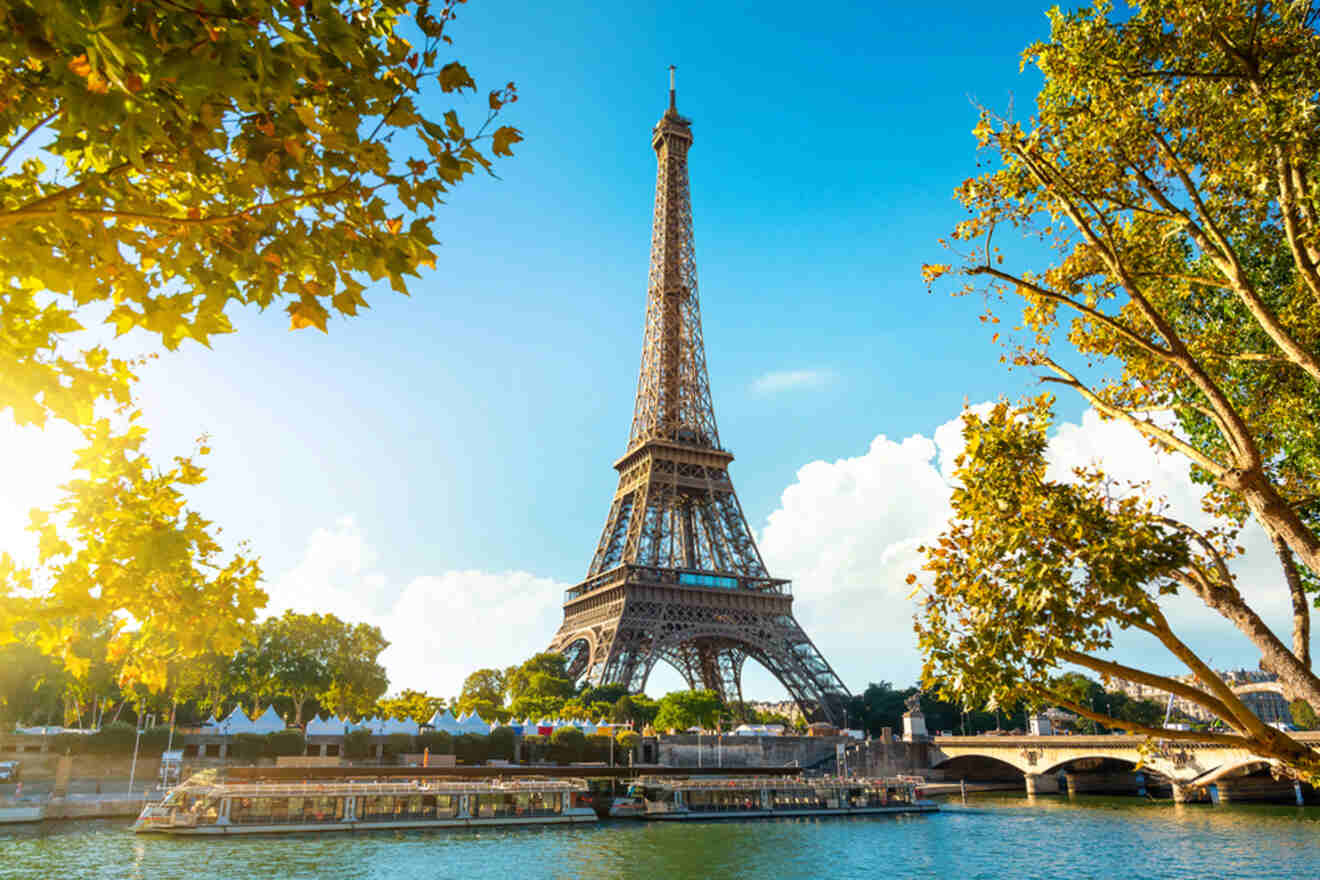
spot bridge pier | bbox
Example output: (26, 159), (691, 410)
(1062, 770), (1146, 798)
(1215, 777), (1305, 804)
(1024, 773), (1060, 796)
(1170, 782), (1209, 804)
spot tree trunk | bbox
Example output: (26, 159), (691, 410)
(1193, 573), (1320, 713)
(1270, 530), (1312, 694)
(1233, 468), (1320, 580)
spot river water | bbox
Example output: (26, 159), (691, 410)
(4, 795), (1319, 879)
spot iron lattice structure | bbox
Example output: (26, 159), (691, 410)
(548, 74), (851, 726)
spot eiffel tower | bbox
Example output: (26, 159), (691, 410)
(549, 70), (851, 726)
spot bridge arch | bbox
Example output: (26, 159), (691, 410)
(1192, 758), (1276, 787)
(930, 753), (1025, 781)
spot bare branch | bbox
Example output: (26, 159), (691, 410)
(967, 264), (1174, 361)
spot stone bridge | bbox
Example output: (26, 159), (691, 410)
(927, 732), (1320, 803)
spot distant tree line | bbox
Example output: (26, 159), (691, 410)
(0, 611), (392, 730)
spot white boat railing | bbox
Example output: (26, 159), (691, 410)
(176, 777), (591, 799)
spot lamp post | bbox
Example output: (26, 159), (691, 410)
(128, 712), (154, 795)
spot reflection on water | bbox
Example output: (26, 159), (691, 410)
(4, 797), (1320, 880)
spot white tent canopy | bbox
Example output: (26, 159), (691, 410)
(306, 715), (352, 736)
(432, 709), (463, 735)
(382, 716), (419, 736)
(218, 706), (253, 734)
(460, 712), (489, 735)
(249, 705), (285, 734)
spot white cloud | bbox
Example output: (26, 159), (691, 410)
(263, 517), (566, 700)
(750, 368), (836, 395)
(754, 405), (1302, 697)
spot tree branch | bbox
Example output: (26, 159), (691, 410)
(1037, 358), (1227, 475)
(1274, 146), (1320, 305)
(1056, 648), (1242, 729)
(1270, 529), (1311, 676)
(0, 108), (60, 170)
(1146, 130), (1320, 382)
(0, 180), (354, 230)
(1032, 685), (1248, 747)
(967, 265), (1174, 361)
(1145, 602), (1283, 741)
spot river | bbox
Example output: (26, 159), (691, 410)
(3, 795), (1319, 879)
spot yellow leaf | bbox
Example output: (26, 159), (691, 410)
(287, 297), (329, 332)
(492, 126), (522, 158)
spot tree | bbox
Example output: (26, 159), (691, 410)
(229, 612), (389, 723)
(0, 0), (520, 689)
(456, 668), (506, 715)
(505, 652), (574, 718)
(916, 403), (1316, 770)
(613, 693), (660, 728)
(578, 683), (631, 706)
(375, 689), (445, 725)
(653, 689), (722, 733)
(919, 0), (1320, 777)
(320, 621), (389, 719)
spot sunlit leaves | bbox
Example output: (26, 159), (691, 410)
(1, 423), (267, 691)
(0, 0), (520, 428)
(920, 0), (1320, 771)
(0, 0), (520, 688)
(914, 399), (1191, 713)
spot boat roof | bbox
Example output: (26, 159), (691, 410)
(174, 773), (589, 797)
(634, 775), (921, 791)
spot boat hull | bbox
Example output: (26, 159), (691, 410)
(135, 812), (598, 835)
(0, 805), (45, 824)
(645, 802), (940, 821)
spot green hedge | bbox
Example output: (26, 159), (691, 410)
(549, 726), (585, 763)
(488, 727), (515, 761)
(454, 733), (488, 764)
(266, 729), (306, 757)
(343, 729), (372, 759)
(383, 733), (415, 758)
(81, 722), (173, 755)
(415, 731), (453, 755)
(232, 733), (265, 761)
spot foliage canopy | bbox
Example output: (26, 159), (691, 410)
(920, 0), (1320, 776)
(0, 0), (518, 688)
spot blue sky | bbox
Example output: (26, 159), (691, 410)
(6, 0), (1296, 704)
(135, 0), (1056, 577)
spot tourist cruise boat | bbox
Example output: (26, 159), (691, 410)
(133, 771), (597, 834)
(626, 775), (937, 820)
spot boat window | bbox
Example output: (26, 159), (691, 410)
(231, 797), (285, 824)
(361, 795), (396, 821)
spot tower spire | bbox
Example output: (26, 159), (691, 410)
(630, 68), (713, 451)
(669, 64), (676, 111)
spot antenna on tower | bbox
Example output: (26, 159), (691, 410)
(668, 65), (676, 110)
